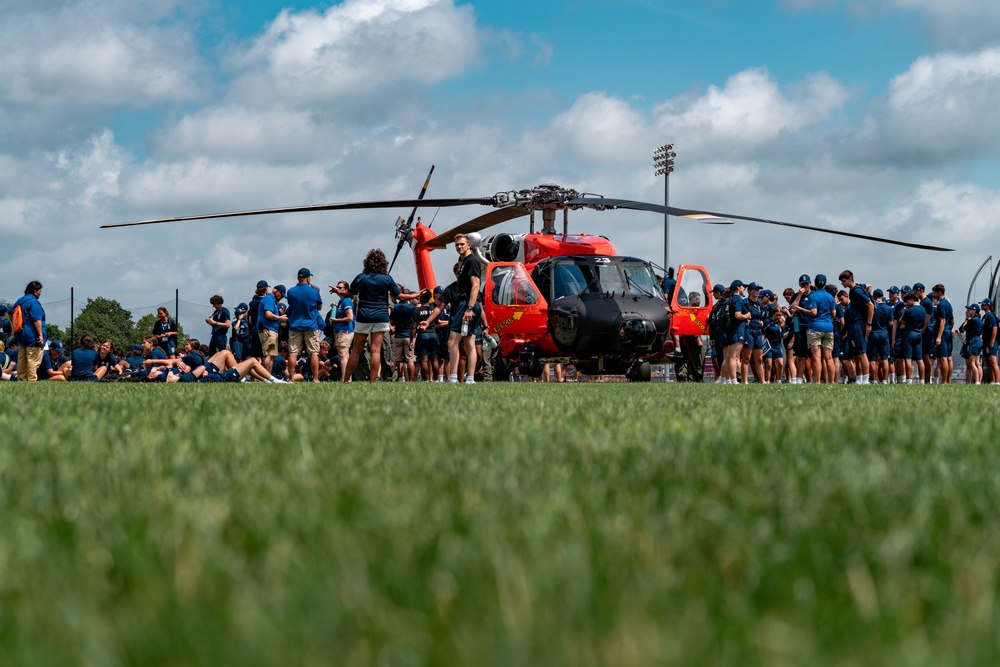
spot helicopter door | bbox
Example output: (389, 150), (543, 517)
(485, 263), (548, 337)
(670, 264), (712, 336)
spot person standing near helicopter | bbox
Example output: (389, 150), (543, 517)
(448, 234), (482, 384)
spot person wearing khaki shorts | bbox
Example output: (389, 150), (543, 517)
(286, 267), (325, 382)
(257, 284), (288, 372)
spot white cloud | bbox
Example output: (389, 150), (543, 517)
(229, 0), (481, 106)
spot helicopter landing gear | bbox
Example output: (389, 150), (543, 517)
(626, 361), (651, 383)
(494, 355), (512, 382)
(518, 347), (543, 378)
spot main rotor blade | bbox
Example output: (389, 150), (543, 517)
(102, 196), (494, 229)
(404, 165), (435, 230)
(568, 197), (954, 252)
(425, 206), (530, 249)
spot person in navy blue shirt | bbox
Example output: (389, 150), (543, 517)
(152, 307), (178, 358)
(867, 290), (892, 383)
(838, 270), (874, 384)
(69, 334), (100, 382)
(40, 340), (69, 381)
(331, 248), (423, 384)
(248, 280), (269, 360)
(898, 292), (927, 383)
(980, 298), (999, 384)
(911, 283), (934, 383)
(929, 284), (954, 384)
(0, 304), (10, 352)
(719, 279), (750, 383)
(389, 288), (417, 381)
(959, 304), (983, 384)
(205, 295), (231, 355)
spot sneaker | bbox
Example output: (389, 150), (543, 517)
(268, 376), (288, 384)
(447, 379), (459, 384)
(464, 376), (476, 384)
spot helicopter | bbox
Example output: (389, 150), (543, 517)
(104, 169), (953, 381)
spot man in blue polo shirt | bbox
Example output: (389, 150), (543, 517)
(12, 280), (46, 381)
(867, 290), (892, 383)
(286, 268), (323, 383)
(257, 284), (288, 372)
(913, 282), (934, 383)
(793, 273), (836, 383)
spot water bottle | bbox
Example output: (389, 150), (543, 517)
(461, 320), (469, 336)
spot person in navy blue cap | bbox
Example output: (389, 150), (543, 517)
(257, 283), (288, 372)
(897, 291), (927, 383)
(707, 283), (726, 379)
(40, 339), (69, 381)
(867, 289), (892, 383)
(930, 284), (954, 384)
(720, 279), (750, 383)
(838, 270), (874, 384)
(248, 280), (269, 360)
(980, 297), (998, 383)
(912, 283), (934, 383)
(959, 303), (983, 383)
(230, 302), (251, 361)
(0, 304), (10, 352)
(742, 282), (766, 383)
(287, 267), (324, 383)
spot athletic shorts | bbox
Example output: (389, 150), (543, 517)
(844, 321), (867, 357)
(792, 331), (808, 358)
(968, 337), (983, 357)
(259, 330), (279, 356)
(449, 301), (482, 334)
(390, 336), (415, 363)
(806, 330), (835, 350)
(923, 331), (936, 358)
(937, 335), (955, 359)
(415, 334), (438, 357)
(764, 343), (784, 360)
(744, 327), (764, 351)
(900, 331), (922, 361)
(724, 324), (747, 348)
(289, 329), (321, 356)
(983, 340), (997, 358)
(867, 332), (890, 361)
(355, 321), (390, 335)
(437, 328), (451, 359)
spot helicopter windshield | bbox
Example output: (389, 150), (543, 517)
(549, 259), (663, 299)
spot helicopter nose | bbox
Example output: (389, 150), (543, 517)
(619, 317), (657, 349)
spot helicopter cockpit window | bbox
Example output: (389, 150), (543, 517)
(490, 265), (539, 306)
(621, 264), (664, 300)
(552, 263), (590, 299)
(677, 269), (708, 308)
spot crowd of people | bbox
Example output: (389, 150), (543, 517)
(695, 271), (990, 384)
(1, 256), (989, 385)
(0, 235), (496, 385)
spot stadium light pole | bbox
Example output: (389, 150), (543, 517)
(653, 144), (676, 271)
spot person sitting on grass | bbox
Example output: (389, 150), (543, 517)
(69, 334), (100, 382)
(140, 336), (169, 365)
(95, 339), (124, 380)
(122, 344), (146, 372)
(40, 340), (70, 381)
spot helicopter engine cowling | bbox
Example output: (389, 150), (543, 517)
(479, 233), (524, 263)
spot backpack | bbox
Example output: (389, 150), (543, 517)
(709, 297), (732, 334)
(11, 304), (23, 334)
(323, 307), (337, 339)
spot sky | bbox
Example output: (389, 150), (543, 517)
(2, 0), (1000, 341)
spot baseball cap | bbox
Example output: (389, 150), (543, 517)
(760, 289), (774, 298)
(257, 280), (269, 288)
(888, 286), (900, 293)
(298, 267), (313, 278)
(132, 343), (143, 351)
(49, 340), (64, 352)
(873, 289), (884, 298)
(798, 274), (811, 285)
(982, 298), (994, 307)
(0, 305), (7, 314)
(274, 284), (287, 298)
(913, 282), (925, 290)
(748, 282), (762, 291)
(967, 303), (981, 312)
(815, 274), (827, 284)
(730, 279), (745, 290)
(712, 284), (725, 293)
(433, 286), (444, 294)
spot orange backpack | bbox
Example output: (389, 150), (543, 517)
(10, 304), (23, 334)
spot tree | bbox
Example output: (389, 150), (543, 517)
(73, 297), (137, 350)
(45, 323), (66, 343)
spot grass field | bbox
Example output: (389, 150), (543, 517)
(2, 383), (1000, 666)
